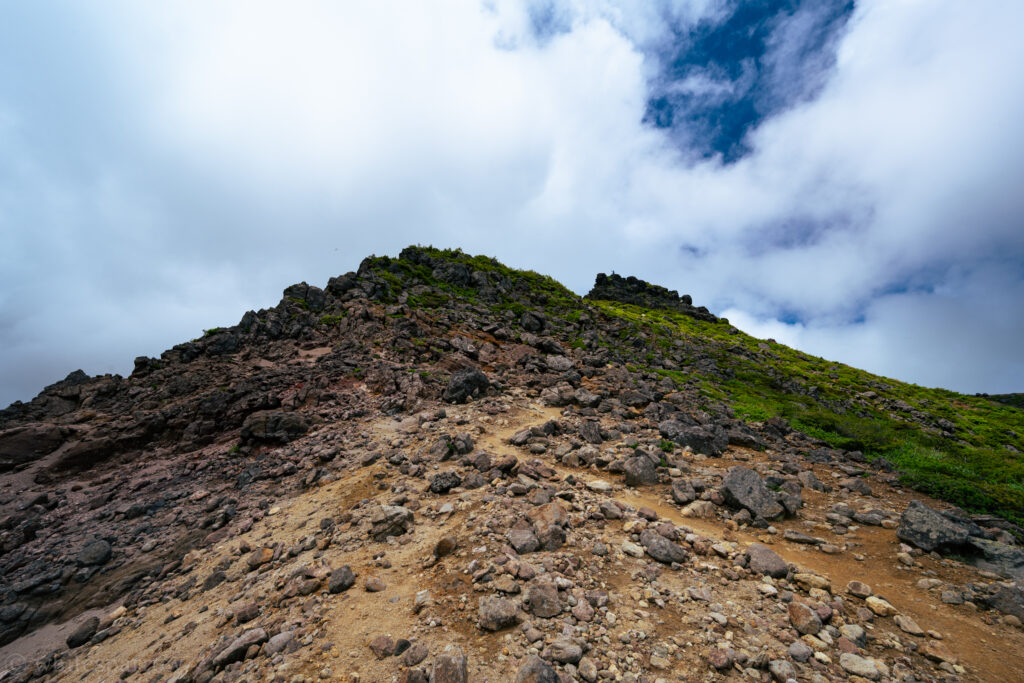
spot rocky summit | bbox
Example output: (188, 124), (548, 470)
(0, 246), (1022, 683)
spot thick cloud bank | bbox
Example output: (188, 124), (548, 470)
(2, 0), (1023, 407)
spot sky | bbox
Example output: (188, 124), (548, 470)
(2, 0), (1024, 408)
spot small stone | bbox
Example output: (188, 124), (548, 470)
(433, 536), (457, 558)
(431, 645), (468, 683)
(788, 602), (822, 635)
(515, 654), (558, 682)
(865, 596), (896, 617)
(788, 641), (813, 663)
(839, 653), (881, 680)
(369, 635), (395, 659)
(768, 659), (796, 682)
(78, 539), (112, 567)
(894, 614), (924, 636)
(329, 566), (356, 593)
(234, 602), (259, 624)
(364, 576), (386, 592)
(543, 638), (582, 664)
(404, 642), (429, 666)
(921, 641), (956, 663)
(846, 580), (872, 598)
(477, 596), (519, 631)
(745, 543), (788, 578)
(578, 656), (598, 682)
(524, 582), (560, 618)
(839, 624), (866, 648)
(708, 647), (734, 669)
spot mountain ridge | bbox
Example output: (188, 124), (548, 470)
(0, 245), (1022, 682)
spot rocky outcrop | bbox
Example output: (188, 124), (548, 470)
(586, 272), (719, 322)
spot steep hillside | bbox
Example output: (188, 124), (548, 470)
(0, 246), (1021, 683)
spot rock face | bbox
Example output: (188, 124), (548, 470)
(240, 411), (308, 444)
(721, 466), (784, 520)
(586, 272), (719, 322)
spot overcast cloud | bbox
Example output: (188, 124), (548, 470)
(2, 0), (1023, 407)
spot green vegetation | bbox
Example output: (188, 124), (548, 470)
(588, 299), (1024, 526)
(318, 313), (346, 326)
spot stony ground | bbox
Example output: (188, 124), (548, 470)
(3, 392), (1022, 683)
(0, 248), (1022, 682)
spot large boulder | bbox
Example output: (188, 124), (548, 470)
(658, 421), (728, 456)
(622, 454), (658, 487)
(721, 466), (784, 520)
(896, 501), (972, 553)
(442, 369), (490, 404)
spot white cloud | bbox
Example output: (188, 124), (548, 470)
(1, 0), (1023, 406)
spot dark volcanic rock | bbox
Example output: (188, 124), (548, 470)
(658, 422), (728, 456)
(442, 368), (490, 404)
(429, 470), (462, 494)
(66, 617), (99, 649)
(329, 566), (356, 593)
(670, 479), (696, 505)
(721, 466), (784, 520)
(0, 424), (65, 470)
(639, 528), (686, 564)
(240, 411), (309, 444)
(77, 539), (112, 566)
(897, 501), (972, 553)
(622, 454), (658, 487)
(586, 273), (718, 322)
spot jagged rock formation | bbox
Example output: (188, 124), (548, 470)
(0, 246), (1021, 682)
(586, 272), (719, 323)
